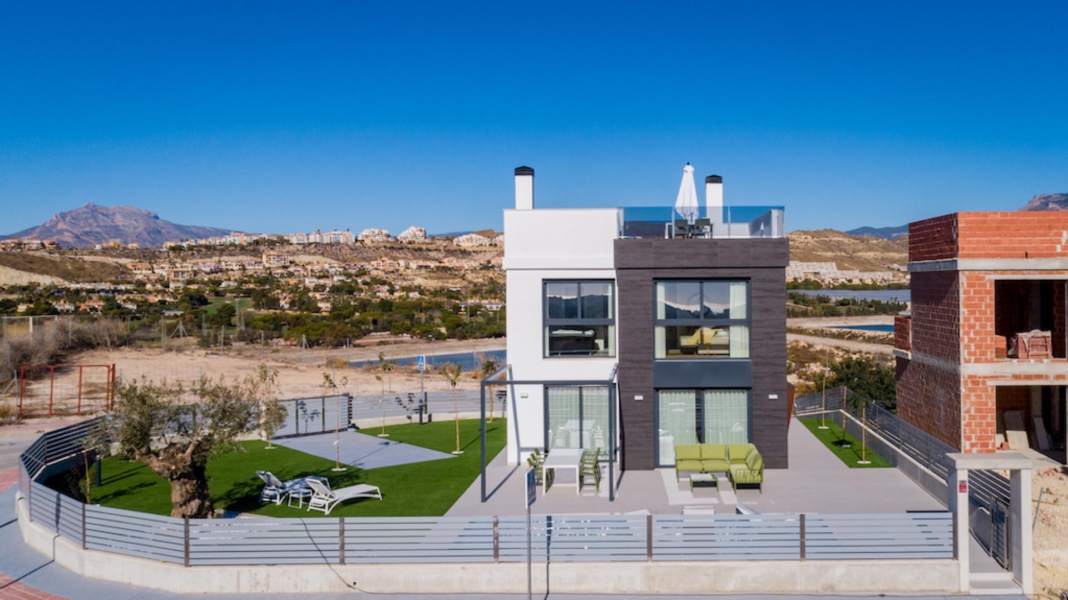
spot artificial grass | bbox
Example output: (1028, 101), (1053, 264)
(78, 418), (506, 518)
(799, 417), (892, 468)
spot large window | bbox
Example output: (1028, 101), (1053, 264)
(655, 280), (749, 359)
(545, 386), (610, 457)
(544, 281), (615, 357)
(657, 389), (749, 466)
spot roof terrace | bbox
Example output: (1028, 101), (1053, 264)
(619, 205), (785, 239)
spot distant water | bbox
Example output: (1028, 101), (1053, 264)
(792, 289), (910, 303)
(833, 324), (895, 333)
(351, 349), (506, 371)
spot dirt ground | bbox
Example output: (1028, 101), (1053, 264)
(5, 337), (505, 418)
(1032, 464), (1068, 596)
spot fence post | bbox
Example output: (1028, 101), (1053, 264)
(77, 366), (84, 415)
(81, 502), (87, 550)
(184, 517), (190, 567)
(646, 514), (653, 562)
(952, 511), (958, 561)
(339, 518), (346, 565)
(493, 516), (499, 563)
(799, 513), (806, 561)
(48, 366), (56, 417)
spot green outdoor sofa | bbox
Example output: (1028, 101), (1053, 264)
(674, 442), (764, 493)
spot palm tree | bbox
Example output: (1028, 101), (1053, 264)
(441, 362), (463, 454)
(375, 352), (396, 437)
(479, 355), (500, 422)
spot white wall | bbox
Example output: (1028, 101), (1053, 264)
(503, 208), (621, 464)
(503, 208), (619, 270)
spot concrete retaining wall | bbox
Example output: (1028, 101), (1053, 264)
(16, 491), (961, 595)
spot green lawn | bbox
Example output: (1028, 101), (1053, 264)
(799, 417), (891, 468)
(82, 418), (506, 517)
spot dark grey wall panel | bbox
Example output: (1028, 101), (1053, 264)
(614, 237), (789, 470)
(653, 361), (753, 389)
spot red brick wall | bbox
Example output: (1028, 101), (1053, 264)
(908, 212), (1068, 262)
(956, 212), (1068, 260)
(961, 272), (994, 364)
(962, 376), (996, 453)
(894, 315), (911, 352)
(909, 214), (959, 262)
(910, 271), (961, 363)
(897, 356), (962, 450)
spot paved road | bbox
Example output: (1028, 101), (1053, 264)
(787, 332), (893, 356)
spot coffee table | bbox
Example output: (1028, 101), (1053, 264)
(689, 472), (718, 491)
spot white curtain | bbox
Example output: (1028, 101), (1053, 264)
(658, 390), (697, 464)
(730, 325), (749, 358)
(703, 389), (749, 444)
(547, 387), (580, 449)
(729, 281), (748, 319)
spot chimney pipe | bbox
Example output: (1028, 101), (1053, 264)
(515, 166), (534, 210)
(705, 175), (723, 222)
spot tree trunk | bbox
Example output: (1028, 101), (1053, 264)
(169, 466), (213, 519)
(138, 444), (215, 519)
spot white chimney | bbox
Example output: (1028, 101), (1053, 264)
(515, 166), (534, 210)
(705, 175), (723, 222)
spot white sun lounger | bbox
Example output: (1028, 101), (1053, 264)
(306, 478), (382, 514)
(257, 471), (309, 506)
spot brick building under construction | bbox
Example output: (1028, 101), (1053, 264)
(894, 211), (1067, 463)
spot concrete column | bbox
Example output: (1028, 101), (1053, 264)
(948, 467), (970, 593)
(1010, 469), (1033, 595)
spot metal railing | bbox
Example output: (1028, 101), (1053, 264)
(19, 420), (955, 568)
(793, 391), (1012, 547)
(620, 205), (785, 239)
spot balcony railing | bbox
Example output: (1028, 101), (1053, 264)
(620, 206), (785, 239)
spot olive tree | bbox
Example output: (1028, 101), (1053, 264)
(107, 376), (258, 518)
(249, 364), (286, 449)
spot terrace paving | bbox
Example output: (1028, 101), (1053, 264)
(449, 418), (947, 517)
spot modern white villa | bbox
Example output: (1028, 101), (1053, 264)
(499, 166), (789, 493)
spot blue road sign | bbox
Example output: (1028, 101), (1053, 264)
(526, 468), (537, 508)
(416, 355), (426, 372)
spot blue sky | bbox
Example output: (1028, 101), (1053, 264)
(2, 1), (1066, 236)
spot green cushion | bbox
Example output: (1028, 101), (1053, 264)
(675, 444), (702, 461)
(745, 451), (764, 472)
(729, 463), (762, 483)
(700, 444), (727, 460)
(701, 458), (730, 473)
(728, 443), (755, 464)
(675, 459), (703, 473)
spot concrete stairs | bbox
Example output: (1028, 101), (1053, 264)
(968, 571), (1022, 595)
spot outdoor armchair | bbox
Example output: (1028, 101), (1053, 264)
(579, 450), (600, 493)
(674, 444), (703, 480)
(727, 443), (756, 465)
(306, 478), (383, 514)
(728, 448), (764, 493)
(527, 450), (553, 488)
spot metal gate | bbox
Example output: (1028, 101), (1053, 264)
(274, 395), (352, 439)
(990, 496), (1010, 568)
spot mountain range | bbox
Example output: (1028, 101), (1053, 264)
(845, 192), (1067, 239)
(2, 204), (235, 249)
(1020, 193), (1068, 212)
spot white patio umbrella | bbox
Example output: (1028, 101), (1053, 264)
(674, 163), (699, 225)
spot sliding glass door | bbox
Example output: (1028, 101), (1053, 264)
(656, 389), (750, 466)
(545, 386), (610, 456)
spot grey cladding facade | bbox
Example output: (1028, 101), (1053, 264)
(613, 238), (790, 470)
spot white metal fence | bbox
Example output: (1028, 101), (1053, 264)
(20, 420), (956, 568)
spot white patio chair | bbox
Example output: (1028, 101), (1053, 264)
(306, 478), (382, 514)
(256, 471), (307, 506)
